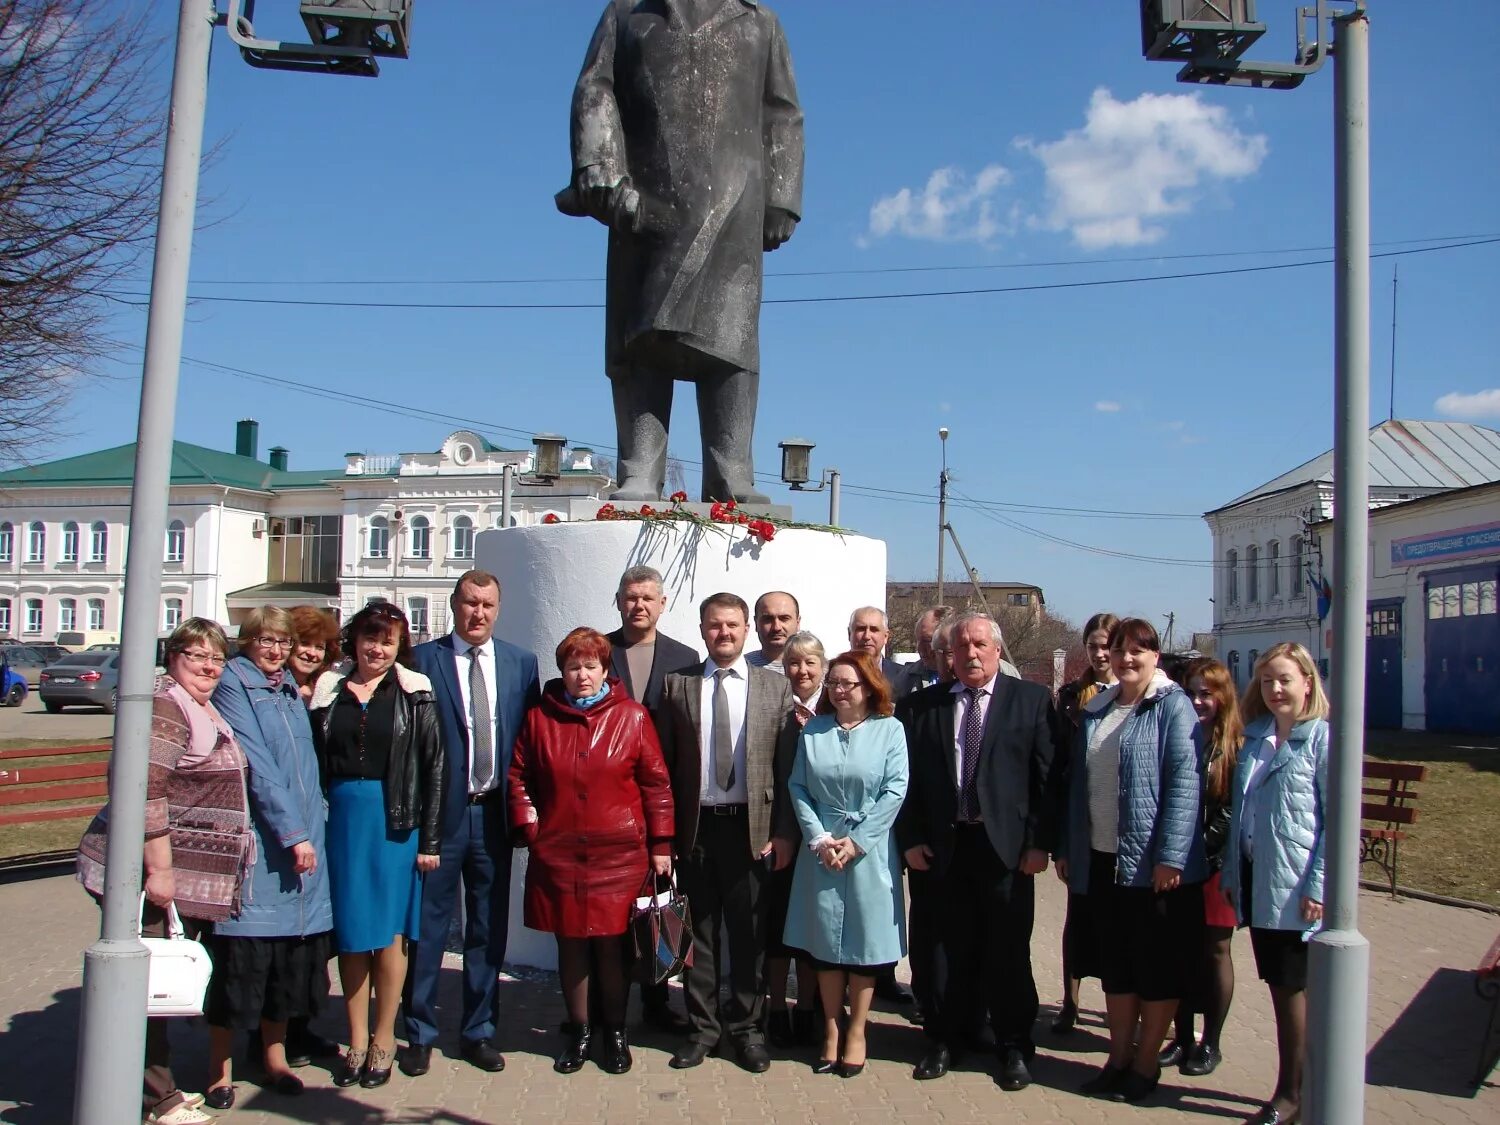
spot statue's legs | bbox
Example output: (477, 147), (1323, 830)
(697, 368), (769, 504)
(609, 371), (673, 501)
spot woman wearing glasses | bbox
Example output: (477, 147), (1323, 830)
(76, 619), (253, 1125)
(309, 602), (445, 1088)
(198, 608), (334, 1108)
(782, 651), (909, 1078)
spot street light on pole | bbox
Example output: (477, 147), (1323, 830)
(1141, 4), (1370, 1122)
(74, 5), (414, 1123)
(936, 427), (949, 607)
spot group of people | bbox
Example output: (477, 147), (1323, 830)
(78, 568), (1328, 1125)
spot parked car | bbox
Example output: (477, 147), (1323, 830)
(29, 643), (71, 664)
(1, 660), (26, 707)
(56, 630), (120, 652)
(38, 653), (121, 713)
(0, 644), (57, 688)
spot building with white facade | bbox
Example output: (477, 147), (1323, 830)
(1203, 419), (1500, 692)
(0, 420), (611, 643)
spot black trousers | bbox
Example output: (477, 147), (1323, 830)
(906, 866), (938, 1015)
(676, 811), (767, 1046)
(931, 824), (1039, 1055)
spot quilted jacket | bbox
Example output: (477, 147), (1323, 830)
(1062, 669), (1205, 893)
(1221, 715), (1329, 931)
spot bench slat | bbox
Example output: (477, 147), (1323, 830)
(0, 762), (110, 786)
(0, 803), (101, 826)
(0, 744), (110, 762)
(1362, 803), (1419, 825)
(1363, 761), (1428, 782)
(0, 780), (109, 807)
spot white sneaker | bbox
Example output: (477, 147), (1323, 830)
(145, 1103), (214, 1124)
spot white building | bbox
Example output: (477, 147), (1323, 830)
(0, 420), (611, 642)
(1203, 419), (1500, 692)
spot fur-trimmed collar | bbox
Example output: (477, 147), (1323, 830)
(309, 663), (431, 710)
(1082, 668), (1179, 715)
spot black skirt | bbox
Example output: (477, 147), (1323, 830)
(1086, 850), (1205, 1002)
(205, 931), (333, 1029)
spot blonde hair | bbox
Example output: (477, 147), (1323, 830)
(165, 617), (230, 659)
(782, 631), (826, 665)
(237, 606), (295, 652)
(1241, 642), (1330, 724)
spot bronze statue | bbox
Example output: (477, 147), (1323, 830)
(558, 0), (804, 503)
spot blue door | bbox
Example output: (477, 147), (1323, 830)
(1424, 565), (1500, 734)
(1365, 601), (1403, 730)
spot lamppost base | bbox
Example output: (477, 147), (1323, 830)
(1306, 926), (1371, 1124)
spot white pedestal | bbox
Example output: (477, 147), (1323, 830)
(474, 519), (887, 969)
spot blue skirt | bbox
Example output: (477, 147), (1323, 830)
(326, 778), (421, 954)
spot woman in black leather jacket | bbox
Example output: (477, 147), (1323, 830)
(309, 602), (445, 1089)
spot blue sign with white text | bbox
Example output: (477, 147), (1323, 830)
(1390, 521), (1500, 567)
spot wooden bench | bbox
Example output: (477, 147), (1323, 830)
(1474, 933), (1500, 1087)
(0, 744), (110, 827)
(1359, 760), (1426, 898)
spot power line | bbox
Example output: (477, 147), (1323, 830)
(101, 235), (1500, 311)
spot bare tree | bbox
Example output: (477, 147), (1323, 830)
(0, 1), (164, 462)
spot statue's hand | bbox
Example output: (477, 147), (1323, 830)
(576, 165), (623, 225)
(763, 207), (798, 251)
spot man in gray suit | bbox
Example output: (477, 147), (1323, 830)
(655, 592), (799, 1072)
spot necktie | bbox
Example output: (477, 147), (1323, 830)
(959, 686), (983, 821)
(713, 668), (735, 792)
(468, 646), (494, 793)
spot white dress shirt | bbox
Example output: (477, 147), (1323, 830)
(452, 633), (499, 794)
(699, 655), (750, 805)
(950, 674), (999, 780)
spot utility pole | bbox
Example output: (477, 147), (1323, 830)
(936, 427), (949, 606)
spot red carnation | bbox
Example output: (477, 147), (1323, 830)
(542, 512), (561, 524)
(709, 502), (728, 522)
(640, 504), (656, 517)
(736, 512), (749, 524)
(758, 522), (776, 541)
(670, 490), (688, 504)
(596, 503), (617, 521)
(725, 500), (737, 511)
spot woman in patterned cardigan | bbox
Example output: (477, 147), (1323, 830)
(77, 618), (253, 1125)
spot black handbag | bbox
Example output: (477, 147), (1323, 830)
(630, 870), (694, 985)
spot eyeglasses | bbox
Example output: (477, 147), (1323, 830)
(825, 678), (864, 692)
(254, 636), (293, 650)
(177, 650), (227, 669)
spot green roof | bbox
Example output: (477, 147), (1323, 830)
(0, 441), (342, 492)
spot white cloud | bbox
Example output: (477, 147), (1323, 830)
(1094, 400), (1123, 413)
(1435, 389), (1500, 420)
(865, 164), (1013, 244)
(1019, 88), (1268, 249)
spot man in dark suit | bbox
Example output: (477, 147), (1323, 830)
(897, 611), (1060, 1090)
(401, 571), (541, 1076)
(655, 592), (799, 1073)
(849, 605), (918, 699)
(604, 564), (700, 1032)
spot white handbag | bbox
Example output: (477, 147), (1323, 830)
(139, 896), (214, 1017)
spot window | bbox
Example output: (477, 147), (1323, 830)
(90, 522), (108, 563)
(1268, 540), (1280, 598)
(162, 597), (183, 631)
(61, 522), (79, 563)
(1007, 592), (1030, 606)
(1246, 545), (1260, 603)
(0, 598), (10, 636)
(409, 596), (429, 637)
(0, 522), (11, 563)
(25, 598), (43, 634)
(1226, 549), (1239, 606)
(87, 598), (105, 631)
(1428, 580), (1497, 618)
(367, 515), (389, 559)
(165, 520), (185, 563)
(26, 521), (45, 563)
(58, 598), (77, 632)
(1227, 650), (1240, 687)
(1248, 649), (1259, 676)
(409, 515), (431, 559)
(1367, 605), (1400, 637)
(1289, 535), (1304, 600)
(452, 515), (474, 560)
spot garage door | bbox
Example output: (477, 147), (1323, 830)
(1424, 565), (1500, 734)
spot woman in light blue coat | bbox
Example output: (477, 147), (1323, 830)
(204, 608), (333, 1109)
(1221, 642), (1329, 1125)
(783, 650), (908, 1079)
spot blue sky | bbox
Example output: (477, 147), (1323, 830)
(50, 2), (1500, 636)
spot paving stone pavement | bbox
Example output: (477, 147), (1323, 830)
(1, 870), (1494, 1124)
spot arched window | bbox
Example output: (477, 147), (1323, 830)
(162, 597), (184, 631)
(1226, 549), (1239, 606)
(1267, 540), (1280, 598)
(0, 598), (11, 636)
(1248, 649), (1260, 679)
(24, 598), (42, 634)
(25, 521), (45, 563)
(58, 597), (77, 632)
(1290, 535), (1305, 600)
(1227, 650), (1241, 687)
(409, 515), (431, 559)
(165, 520), (186, 563)
(61, 522), (79, 563)
(452, 515), (474, 560)
(90, 522), (108, 563)
(87, 598), (105, 631)
(408, 596), (429, 637)
(0, 522), (11, 564)
(367, 515), (390, 559)
(1246, 545), (1260, 603)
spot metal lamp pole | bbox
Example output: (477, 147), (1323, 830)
(936, 427), (949, 606)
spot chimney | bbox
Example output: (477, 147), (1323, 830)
(268, 446), (289, 471)
(235, 419), (259, 459)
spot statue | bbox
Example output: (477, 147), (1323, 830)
(557, 0), (804, 503)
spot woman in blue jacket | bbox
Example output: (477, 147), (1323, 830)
(1058, 618), (1205, 1105)
(204, 607), (333, 1109)
(1221, 643), (1329, 1125)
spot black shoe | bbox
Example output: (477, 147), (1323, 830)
(837, 1060), (865, 1078)
(874, 976), (914, 1005)
(1051, 1003), (1078, 1034)
(811, 1058), (838, 1075)
(598, 1026), (632, 1075)
(641, 1000), (690, 1035)
(997, 1048), (1032, 1091)
(736, 1041), (771, 1073)
(359, 1044), (394, 1089)
(270, 1073), (304, 1096)
(669, 1040), (714, 1069)
(913, 1045), (950, 1081)
(793, 1007), (819, 1045)
(1245, 1103), (1299, 1125)
(204, 1087), (235, 1110)
(554, 1022), (592, 1074)
(332, 1048), (366, 1088)
(1080, 1063), (1127, 1097)
(1181, 1043), (1223, 1076)
(1111, 1067), (1161, 1104)
(398, 1044), (432, 1078)
(287, 1025), (338, 1068)
(766, 1009), (794, 1048)
(1158, 1040), (1189, 1068)
(460, 1038), (506, 1073)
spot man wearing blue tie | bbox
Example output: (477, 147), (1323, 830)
(401, 571), (540, 1076)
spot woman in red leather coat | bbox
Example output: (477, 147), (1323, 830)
(509, 626), (674, 1077)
